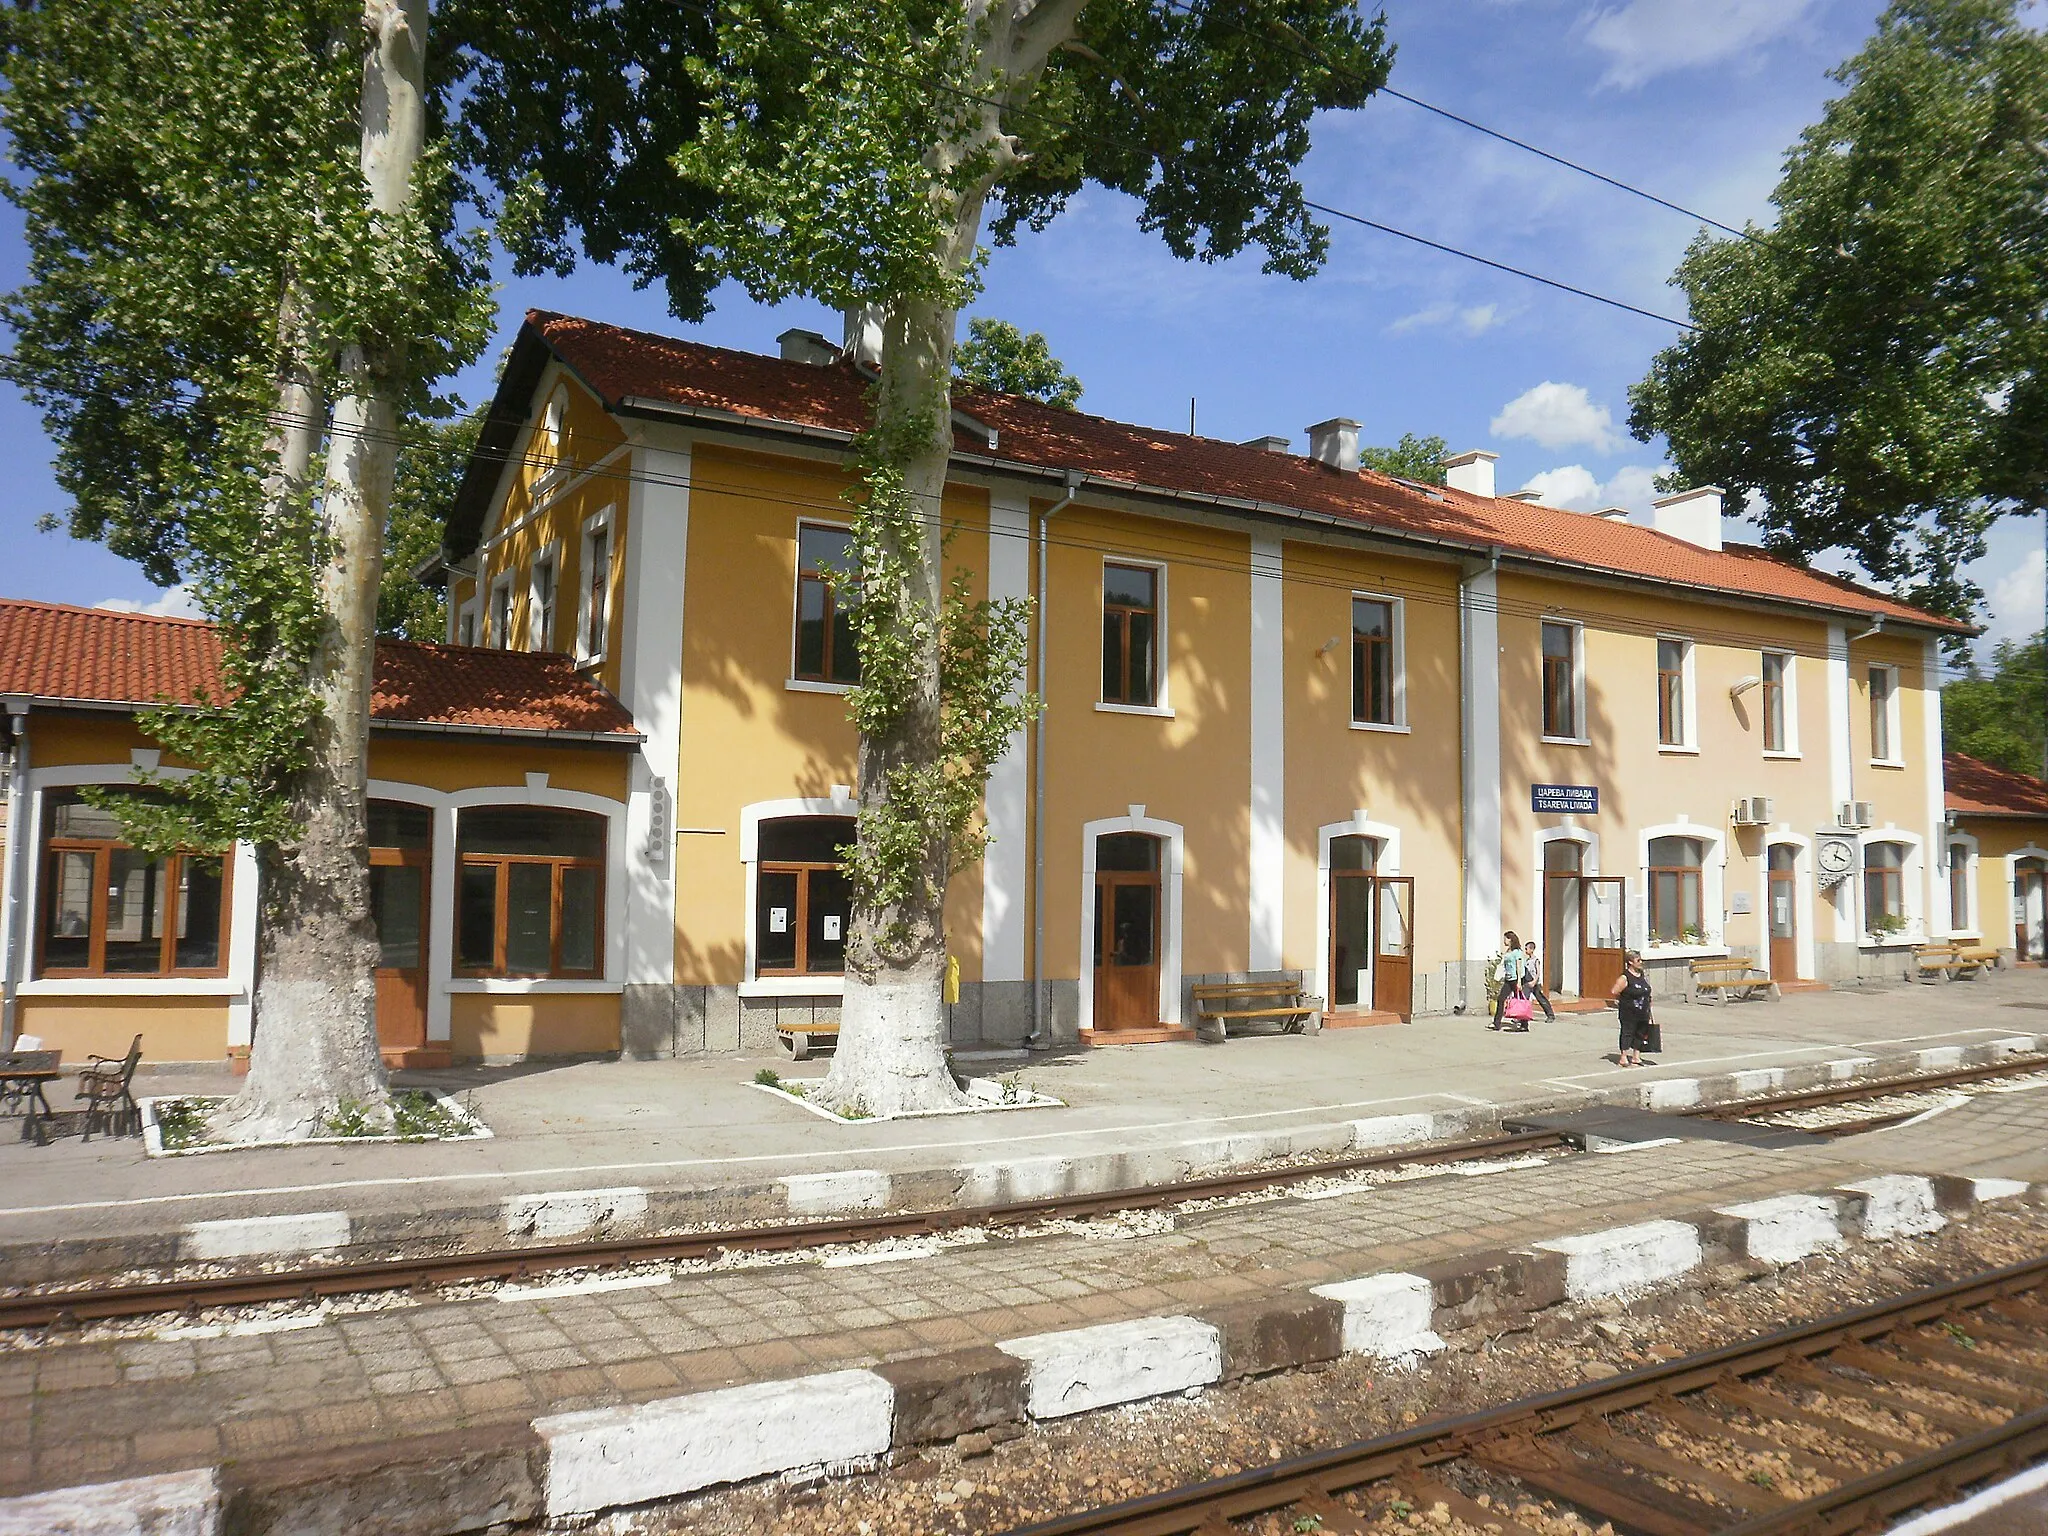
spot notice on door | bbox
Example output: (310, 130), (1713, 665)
(769, 907), (788, 933)
(1531, 783), (1599, 815)
(822, 915), (842, 941)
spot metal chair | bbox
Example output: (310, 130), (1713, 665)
(0, 1035), (41, 1118)
(77, 1033), (142, 1139)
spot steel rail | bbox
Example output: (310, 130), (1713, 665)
(1685, 1054), (2048, 1121)
(993, 1254), (2048, 1536)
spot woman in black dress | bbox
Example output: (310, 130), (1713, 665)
(1608, 949), (1654, 1066)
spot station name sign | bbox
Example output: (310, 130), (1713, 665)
(1531, 783), (1599, 815)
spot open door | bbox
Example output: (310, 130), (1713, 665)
(1580, 877), (1626, 998)
(1371, 876), (1414, 1019)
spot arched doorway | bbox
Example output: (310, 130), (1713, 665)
(2016, 857), (2047, 961)
(1767, 843), (1799, 982)
(1093, 833), (1162, 1030)
(1326, 835), (1412, 1019)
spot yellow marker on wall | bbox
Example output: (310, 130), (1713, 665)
(943, 954), (961, 1006)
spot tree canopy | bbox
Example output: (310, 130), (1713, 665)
(1627, 0), (2048, 624)
(954, 317), (1082, 408)
(1359, 431), (1446, 486)
(1943, 631), (2045, 776)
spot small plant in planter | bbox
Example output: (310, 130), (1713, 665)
(754, 1067), (782, 1087)
(1678, 925), (1709, 946)
(1867, 912), (1909, 940)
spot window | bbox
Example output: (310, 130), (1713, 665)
(529, 548), (559, 652)
(1656, 637), (1689, 747)
(37, 791), (229, 978)
(1541, 622), (1578, 739)
(1868, 664), (1898, 762)
(755, 818), (854, 976)
(579, 513), (613, 662)
(456, 599), (479, 648)
(539, 385), (568, 475)
(1102, 562), (1160, 707)
(1864, 841), (1905, 932)
(488, 576), (514, 650)
(1351, 597), (1398, 727)
(1948, 843), (1971, 932)
(1761, 651), (1792, 753)
(1647, 835), (1704, 945)
(793, 523), (860, 685)
(455, 808), (604, 977)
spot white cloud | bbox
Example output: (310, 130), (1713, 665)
(1517, 463), (1671, 516)
(1582, 0), (1822, 89)
(1490, 382), (1624, 454)
(1391, 302), (1503, 337)
(1983, 549), (2044, 650)
(98, 587), (202, 621)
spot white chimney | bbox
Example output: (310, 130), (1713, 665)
(1240, 435), (1291, 454)
(841, 306), (884, 367)
(1304, 417), (1362, 473)
(777, 327), (837, 365)
(1504, 489), (1543, 502)
(1651, 485), (1725, 551)
(1440, 449), (1497, 498)
(1594, 505), (1630, 522)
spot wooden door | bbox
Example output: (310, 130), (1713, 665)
(1580, 877), (1626, 998)
(369, 848), (429, 1055)
(1767, 846), (1798, 982)
(1093, 872), (1160, 1029)
(1329, 869), (1372, 1009)
(1371, 877), (1414, 1019)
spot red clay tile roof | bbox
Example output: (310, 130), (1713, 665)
(531, 309), (1969, 634)
(0, 599), (639, 740)
(1946, 752), (2048, 818)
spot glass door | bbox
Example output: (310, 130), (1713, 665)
(1580, 877), (1626, 998)
(1371, 877), (1414, 1019)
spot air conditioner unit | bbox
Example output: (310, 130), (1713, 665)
(1730, 796), (1773, 827)
(1837, 800), (1876, 830)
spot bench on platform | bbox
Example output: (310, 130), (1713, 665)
(1688, 956), (1779, 1005)
(776, 1021), (840, 1060)
(1912, 942), (1986, 983)
(1190, 973), (1324, 1042)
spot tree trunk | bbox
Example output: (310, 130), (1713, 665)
(216, 0), (427, 1142)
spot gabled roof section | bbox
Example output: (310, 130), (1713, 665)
(472, 309), (1969, 635)
(1945, 751), (2048, 818)
(0, 599), (640, 743)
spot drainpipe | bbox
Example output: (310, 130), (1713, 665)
(0, 700), (29, 1049)
(1453, 550), (1500, 1014)
(1027, 470), (1085, 1051)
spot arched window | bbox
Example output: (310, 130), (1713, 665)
(456, 807), (604, 977)
(757, 818), (855, 976)
(1647, 835), (1704, 944)
(540, 385), (568, 461)
(1864, 841), (1906, 934)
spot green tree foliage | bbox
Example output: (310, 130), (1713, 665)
(379, 412), (481, 640)
(1943, 632), (2045, 776)
(1629, 0), (2048, 626)
(1359, 431), (1446, 486)
(953, 317), (1082, 408)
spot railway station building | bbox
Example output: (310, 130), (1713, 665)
(1943, 751), (2048, 965)
(0, 309), (1976, 1067)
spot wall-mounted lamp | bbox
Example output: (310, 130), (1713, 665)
(1727, 674), (1761, 700)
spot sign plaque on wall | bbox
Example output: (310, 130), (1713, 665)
(1531, 783), (1599, 815)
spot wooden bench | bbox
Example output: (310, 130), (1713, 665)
(1956, 942), (2003, 972)
(1190, 975), (1324, 1041)
(1688, 956), (1779, 1004)
(776, 1021), (839, 1060)
(1912, 942), (1986, 983)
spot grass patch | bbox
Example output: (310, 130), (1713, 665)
(152, 1096), (213, 1152)
(318, 1090), (472, 1141)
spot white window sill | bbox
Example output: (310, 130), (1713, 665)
(1869, 759), (1906, 771)
(1540, 734), (1591, 748)
(445, 979), (623, 994)
(740, 976), (846, 999)
(1862, 937), (1918, 950)
(1643, 944), (1730, 961)
(786, 679), (855, 696)
(1349, 720), (1410, 735)
(1761, 750), (1803, 761)
(576, 652), (607, 671)
(1657, 744), (1700, 756)
(19, 979), (244, 999)
(1949, 930), (1982, 941)
(1096, 701), (1175, 719)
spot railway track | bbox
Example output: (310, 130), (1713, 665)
(1687, 1055), (2048, 1138)
(997, 1253), (2048, 1536)
(3, 1053), (2043, 1333)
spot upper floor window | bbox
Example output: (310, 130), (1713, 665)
(530, 548), (559, 652)
(1868, 664), (1900, 763)
(794, 523), (860, 685)
(1102, 562), (1160, 707)
(456, 807), (604, 978)
(540, 385), (568, 462)
(1761, 651), (1793, 753)
(38, 791), (229, 978)
(1646, 835), (1704, 945)
(456, 598), (479, 648)
(1352, 597), (1399, 727)
(579, 511), (613, 662)
(488, 576), (513, 650)
(1540, 621), (1578, 739)
(1864, 840), (1905, 930)
(1656, 637), (1690, 747)
(755, 817), (854, 976)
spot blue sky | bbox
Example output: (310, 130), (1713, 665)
(1, 0), (2040, 656)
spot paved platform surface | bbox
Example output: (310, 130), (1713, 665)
(3, 971), (2046, 1251)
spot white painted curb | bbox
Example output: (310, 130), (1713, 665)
(1969, 1177), (2031, 1204)
(1826, 1056), (1877, 1080)
(781, 1169), (890, 1215)
(1534, 1219), (1703, 1299)
(535, 1369), (894, 1517)
(1715, 1194), (1845, 1266)
(1347, 1113), (1437, 1152)
(1914, 1046), (1965, 1072)
(997, 1316), (1221, 1419)
(1312, 1272), (1444, 1359)
(1842, 1175), (1946, 1239)
(502, 1187), (649, 1241)
(1638, 1078), (1701, 1110)
(1988, 1035), (2039, 1058)
(0, 1467), (218, 1536)
(179, 1212), (349, 1262)
(1726, 1067), (1784, 1097)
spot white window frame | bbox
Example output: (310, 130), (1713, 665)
(1096, 556), (1173, 718)
(1348, 591), (1407, 734)
(576, 506), (615, 664)
(1760, 649), (1799, 757)
(1634, 819), (1728, 956)
(455, 596), (481, 648)
(1859, 829), (1923, 943)
(528, 541), (561, 653)
(1654, 633), (1697, 754)
(1868, 662), (1903, 767)
(1945, 832), (1979, 938)
(487, 572), (515, 651)
(738, 794), (859, 997)
(1539, 618), (1588, 746)
(788, 517), (859, 695)
(535, 383), (570, 494)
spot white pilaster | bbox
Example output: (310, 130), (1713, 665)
(1923, 636), (1949, 938)
(982, 493), (1032, 983)
(1249, 537), (1285, 971)
(1461, 568), (1502, 974)
(619, 442), (690, 989)
(1826, 624), (1854, 941)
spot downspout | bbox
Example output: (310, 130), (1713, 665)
(1027, 469), (1085, 1051)
(1454, 550), (1500, 1014)
(0, 700), (29, 1049)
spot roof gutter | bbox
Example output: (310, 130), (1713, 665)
(9, 697), (640, 746)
